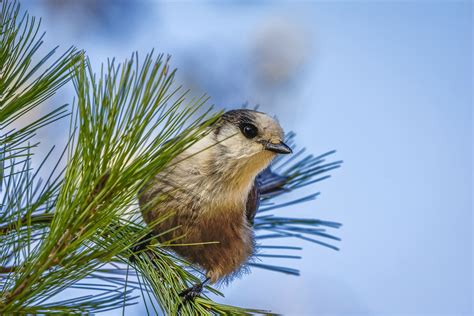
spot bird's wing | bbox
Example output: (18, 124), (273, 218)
(246, 167), (290, 225)
(256, 167), (290, 196)
(246, 183), (260, 225)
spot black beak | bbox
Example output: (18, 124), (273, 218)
(265, 141), (293, 154)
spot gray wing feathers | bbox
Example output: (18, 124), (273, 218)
(246, 167), (290, 225)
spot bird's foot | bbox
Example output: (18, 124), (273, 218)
(179, 282), (205, 301)
(129, 232), (154, 262)
(177, 277), (210, 312)
(179, 277), (210, 301)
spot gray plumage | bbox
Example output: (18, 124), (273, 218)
(138, 109), (292, 283)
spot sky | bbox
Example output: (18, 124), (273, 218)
(22, 1), (473, 315)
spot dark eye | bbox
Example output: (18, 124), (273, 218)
(240, 123), (258, 139)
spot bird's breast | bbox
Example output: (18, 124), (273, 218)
(175, 202), (254, 282)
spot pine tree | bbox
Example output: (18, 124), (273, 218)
(0, 1), (342, 314)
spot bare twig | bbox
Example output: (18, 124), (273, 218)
(0, 266), (16, 274)
(0, 214), (54, 235)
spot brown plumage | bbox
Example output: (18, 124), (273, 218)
(138, 109), (292, 283)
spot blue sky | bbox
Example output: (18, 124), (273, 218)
(24, 1), (473, 315)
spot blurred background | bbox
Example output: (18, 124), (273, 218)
(21, 0), (472, 315)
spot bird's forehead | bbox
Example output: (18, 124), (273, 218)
(252, 112), (283, 136)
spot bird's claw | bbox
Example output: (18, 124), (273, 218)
(177, 277), (210, 313)
(178, 282), (204, 301)
(129, 232), (154, 263)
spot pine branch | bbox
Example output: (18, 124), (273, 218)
(0, 0), (82, 162)
(0, 48), (220, 313)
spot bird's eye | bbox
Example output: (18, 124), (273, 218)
(240, 123), (258, 139)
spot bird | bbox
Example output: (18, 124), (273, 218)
(137, 109), (292, 298)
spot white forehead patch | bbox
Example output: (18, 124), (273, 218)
(252, 112), (284, 139)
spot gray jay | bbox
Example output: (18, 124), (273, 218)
(138, 109), (292, 297)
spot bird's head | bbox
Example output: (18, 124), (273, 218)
(212, 109), (292, 172)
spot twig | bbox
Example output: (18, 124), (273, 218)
(0, 266), (16, 274)
(1, 172), (111, 306)
(0, 213), (54, 235)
